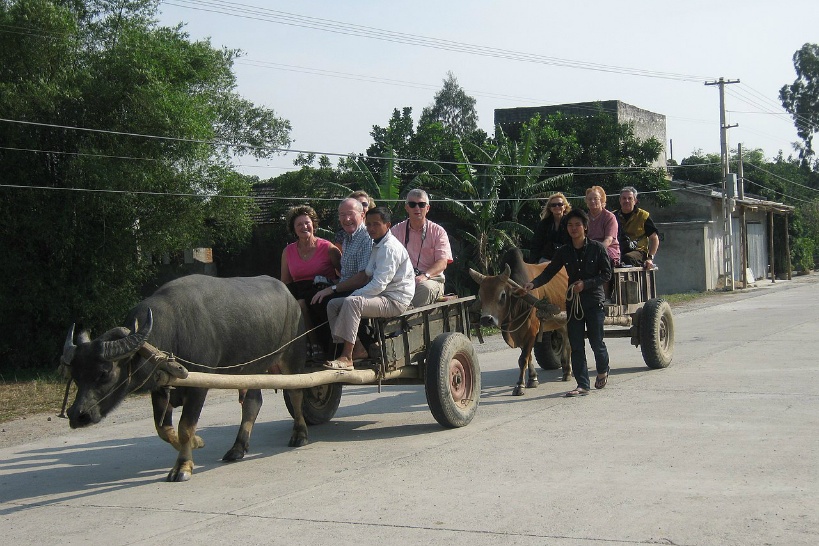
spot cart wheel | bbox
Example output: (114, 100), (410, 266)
(534, 331), (565, 370)
(424, 332), (480, 428)
(283, 384), (342, 425)
(639, 298), (674, 369)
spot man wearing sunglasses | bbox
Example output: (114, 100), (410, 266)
(390, 188), (453, 307)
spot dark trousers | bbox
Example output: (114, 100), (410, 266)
(567, 303), (609, 390)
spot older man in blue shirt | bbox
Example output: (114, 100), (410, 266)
(325, 207), (415, 370)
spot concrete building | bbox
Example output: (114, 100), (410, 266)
(494, 100), (668, 168)
(643, 182), (793, 294)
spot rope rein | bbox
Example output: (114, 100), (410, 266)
(170, 321), (323, 370)
(501, 297), (538, 336)
(566, 283), (584, 321)
(59, 321), (324, 417)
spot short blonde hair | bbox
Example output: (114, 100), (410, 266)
(348, 190), (375, 209)
(585, 185), (607, 206)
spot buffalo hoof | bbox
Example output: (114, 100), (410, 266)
(167, 461), (193, 482)
(512, 385), (525, 396)
(526, 377), (539, 389)
(288, 435), (308, 447)
(561, 372), (572, 382)
(221, 445), (247, 462)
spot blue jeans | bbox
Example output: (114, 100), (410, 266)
(567, 303), (609, 390)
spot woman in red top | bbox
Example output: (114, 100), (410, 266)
(281, 205), (341, 358)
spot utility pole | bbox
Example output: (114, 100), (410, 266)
(738, 143), (749, 288)
(705, 77), (740, 290)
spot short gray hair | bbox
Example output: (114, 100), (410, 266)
(339, 197), (363, 213)
(620, 186), (639, 199)
(406, 188), (429, 203)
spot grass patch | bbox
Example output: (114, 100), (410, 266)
(661, 291), (709, 305)
(0, 371), (72, 423)
(661, 289), (734, 307)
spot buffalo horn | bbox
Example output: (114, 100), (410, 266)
(61, 324), (77, 366)
(468, 268), (486, 284)
(101, 308), (153, 361)
(499, 263), (511, 283)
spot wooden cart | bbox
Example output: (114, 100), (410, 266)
(533, 266), (675, 370)
(156, 296), (481, 428)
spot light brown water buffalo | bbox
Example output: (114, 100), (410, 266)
(469, 248), (570, 395)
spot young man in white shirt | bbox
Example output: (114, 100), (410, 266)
(325, 207), (415, 370)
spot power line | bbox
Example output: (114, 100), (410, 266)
(0, 118), (672, 172)
(743, 162), (819, 195)
(164, 0), (713, 82)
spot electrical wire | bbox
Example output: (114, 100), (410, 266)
(164, 0), (713, 82)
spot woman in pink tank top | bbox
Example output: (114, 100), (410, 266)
(281, 206), (341, 358)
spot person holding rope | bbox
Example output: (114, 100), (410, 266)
(523, 208), (612, 397)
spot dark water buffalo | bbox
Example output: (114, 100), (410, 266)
(61, 275), (307, 482)
(470, 248), (571, 395)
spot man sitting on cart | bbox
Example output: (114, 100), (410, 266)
(615, 186), (660, 269)
(324, 206), (415, 370)
(389, 188), (453, 307)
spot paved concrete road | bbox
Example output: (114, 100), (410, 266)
(2, 275), (818, 545)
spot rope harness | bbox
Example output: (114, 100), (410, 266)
(58, 321), (324, 418)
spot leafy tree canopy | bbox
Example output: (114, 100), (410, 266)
(419, 71), (479, 139)
(780, 43), (819, 159)
(0, 0), (291, 370)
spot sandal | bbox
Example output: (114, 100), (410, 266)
(595, 373), (608, 390)
(564, 387), (589, 397)
(323, 359), (354, 371)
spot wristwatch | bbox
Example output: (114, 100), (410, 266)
(647, 254), (654, 261)
(424, 272), (431, 279)
(331, 285), (337, 292)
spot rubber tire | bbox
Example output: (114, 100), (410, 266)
(534, 331), (564, 370)
(424, 332), (480, 428)
(639, 298), (674, 369)
(283, 383), (342, 425)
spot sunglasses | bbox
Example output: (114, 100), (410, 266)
(549, 202), (565, 208)
(407, 201), (427, 208)
(359, 201), (369, 209)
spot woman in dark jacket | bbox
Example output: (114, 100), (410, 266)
(528, 192), (571, 263)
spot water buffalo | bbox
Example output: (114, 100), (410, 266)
(61, 275), (308, 482)
(469, 248), (571, 395)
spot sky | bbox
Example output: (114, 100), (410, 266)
(157, 0), (818, 178)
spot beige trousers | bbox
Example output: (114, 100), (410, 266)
(327, 295), (408, 345)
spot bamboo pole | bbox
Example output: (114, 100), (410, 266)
(505, 277), (561, 316)
(155, 365), (419, 390)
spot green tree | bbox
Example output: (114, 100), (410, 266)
(0, 0), (291, 371)
(503, 110), (670, 210)
(419, 71), (479, 139)
(780, 43), (819, 159)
